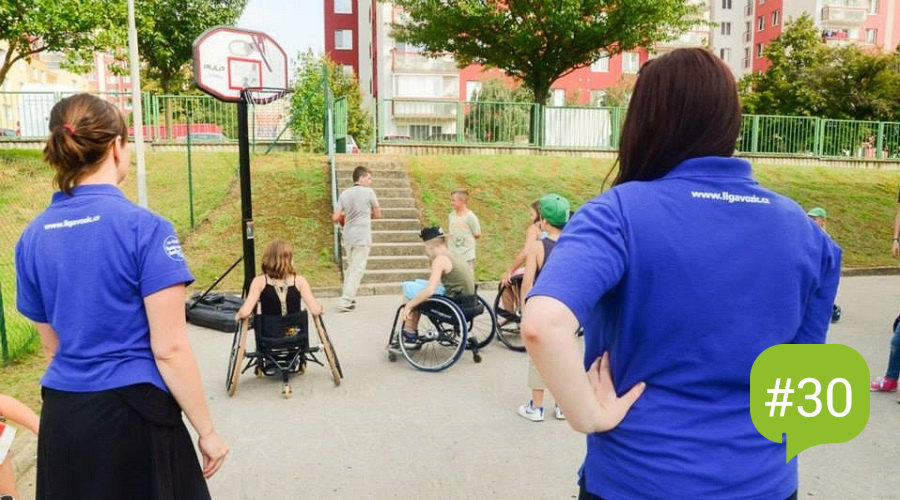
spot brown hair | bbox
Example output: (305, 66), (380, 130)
(451, 188), (469, 202)
(530, 200), (541, 223)
(352, 165), (371, 182)
(609, 48), (741, 187)
(261, 239), (296, 279)
(43, 93), (129, 194)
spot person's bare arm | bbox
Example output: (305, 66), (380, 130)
(521, 296), (645, 434)
(146, 284), (228, 478)
(0, 394), (39, 434)
(892, 204), (900, 258)
(296, 275), (324, 316)
(503, 225), (541, 283)
(404, 256), (450, 314)
(519, 241), (542, 298)
(332, 206), (344, 224)
(235, 275), (265, 320)
(33, 322), (58, 365)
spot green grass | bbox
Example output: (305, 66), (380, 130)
(409, 155), (900, 281)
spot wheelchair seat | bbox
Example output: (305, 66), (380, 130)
(449, 294), (485, 322)
(254, 310), (310, 353)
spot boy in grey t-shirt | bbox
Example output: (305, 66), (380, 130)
(332, 166), (380, 311)
(448, 188), (481, 270)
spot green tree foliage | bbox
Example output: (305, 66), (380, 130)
(0, 1), (119, 87)
(465, 78), (533, 143)
(598, 74), (636, 108)
(741, 14), (900, 121)
(133, 0), (248, 93)
(290, 52), (372, 153)
(391, 0), (701, 105)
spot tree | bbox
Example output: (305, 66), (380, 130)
(598, 74), (636, 108)
(0, 1), (118, 88)
(290, 52), (372, 153)
(133, 0), (248, 94)
(391, 0), (701, 107)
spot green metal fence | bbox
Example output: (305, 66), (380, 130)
(377, 98), (900, 159)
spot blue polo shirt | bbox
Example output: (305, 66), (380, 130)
(15, 184), (194, 393)
(529, 157), (841, 499)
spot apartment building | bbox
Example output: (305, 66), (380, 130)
(325, 1), (713, 139)
(711, 0), (900, 77)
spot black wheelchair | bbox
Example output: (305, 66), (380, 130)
(492, 275), (526, 352)
(227, 311), (343, 398)
(386, 294), (497, 372)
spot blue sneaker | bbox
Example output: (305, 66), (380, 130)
(401, 329), (419, 348)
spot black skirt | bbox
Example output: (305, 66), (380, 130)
(38, 384), (211, 500)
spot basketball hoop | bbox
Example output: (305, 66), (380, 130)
(241, 86), (293, 105)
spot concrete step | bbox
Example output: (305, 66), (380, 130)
(380, 207), (419, 219)
(371, 187), (412, 198)
(336, 168), (408, 178)
(360, 268), (430, 284)
(368, 242), (424, 256)
(343, 255), (430, 271)
(372, 218), (421, 231)
(354, 282), (404, 296)
(372, 230), (421, 243)
(339, 178), (410, 189)
(377, 197), (416, 208)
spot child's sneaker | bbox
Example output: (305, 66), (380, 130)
(401, 329), (420, 348)
(870, 376), (898, 392)
(553, 403), (565, 420)
(517, 401), (544, 422)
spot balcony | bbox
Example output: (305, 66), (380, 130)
(392, 52), (458, 74)
(390, 99), (457, 120)
(743, 30), (752, 42)
(822, 6), (867, 27)
(744, 4), (753, 16)
(655, 31), (709, 52)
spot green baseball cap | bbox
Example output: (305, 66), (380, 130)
(807, 207), (827, 219)
(539, 193), (571, 228)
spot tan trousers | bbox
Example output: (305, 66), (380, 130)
(340, 245), (370, 307)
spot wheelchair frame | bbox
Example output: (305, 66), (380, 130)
(227, 314), (343, 398)
(492, 276), (527, 352)
(386, 294), (497, 372)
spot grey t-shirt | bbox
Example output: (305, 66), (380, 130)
(448, 210), (481, 261)
(338, 185), (379, 246)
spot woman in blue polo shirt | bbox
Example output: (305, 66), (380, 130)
(16, 94), (227, 498)
(522, 49), (841, 499)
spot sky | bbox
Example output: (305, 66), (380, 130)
(238, 0), (325, 66)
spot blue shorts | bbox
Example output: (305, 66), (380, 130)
(402, 279), (446, 301)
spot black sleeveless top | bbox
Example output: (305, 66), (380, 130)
(534, 237), (557, 283)
(259, 276), (302, 315)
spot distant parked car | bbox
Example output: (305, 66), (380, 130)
(0, 128), (19, 139)
(345, 135), (360, 154)
(186, 132), (228, 142)
(383, 134), (411, 141)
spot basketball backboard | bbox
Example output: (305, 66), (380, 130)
(193, 26), (289, 103)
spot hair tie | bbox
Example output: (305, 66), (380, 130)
(62, 123), (76, 136)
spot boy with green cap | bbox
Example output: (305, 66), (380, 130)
(518, 193), (574, 422)
(808, 207), (841, 323)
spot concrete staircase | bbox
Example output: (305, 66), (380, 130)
(334, 156), (430, 295)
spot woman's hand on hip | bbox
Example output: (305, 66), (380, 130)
(586, 352), (646, 433)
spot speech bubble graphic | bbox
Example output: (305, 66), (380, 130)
(750, 344), (870, 462)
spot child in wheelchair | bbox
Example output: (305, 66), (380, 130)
(235, 239), (325, 373)
(399, 227), (478, 346)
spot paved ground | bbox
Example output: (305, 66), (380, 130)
(13, 276), (900, 499)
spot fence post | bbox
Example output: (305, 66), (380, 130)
(0, 282), (8, 365)
(456, 101), (464, 144)
(876, 122), (885, 159)
(814, 118), (825, 157)
(751, 115), (760, 154)
(610, 107), (621, 150)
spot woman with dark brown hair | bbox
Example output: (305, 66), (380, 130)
(522, 49), (841, 499)
(15, 93), (227, 498)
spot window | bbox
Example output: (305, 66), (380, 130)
(465, 80), (482, 101)
(334, 0), (352, 14)
(756, 43), (763, 58)
(720, 22), (732, 35)
(409, 125), (430, 140)
(590, 90), (607, 106)
(395, 75), (458, 98)
(868, 0), (879, 14)
(743, 47), (751, 68)
(551, 89), (565, 106)
(590, 54), (610, 72)
(342, 65), (355, 77)
(757, 16), (765, 31)
(622, 52), (640, 74)
(772, 10), (779, 26)
(866, 28), (877, 44)
(722, 0), (732, 8)
(396, 41), (424, 52)
(335, 30), (353, 50)
(719, 48), (732, 61)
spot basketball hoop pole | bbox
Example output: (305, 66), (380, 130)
(237, 96), (256, 296)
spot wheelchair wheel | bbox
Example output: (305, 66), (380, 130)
(493, 280), (526, 352)
(398, 296), (468, 372)
(467, 295), (497, 349)
(314, 315), (344, 385)
(226, 318), (249, 397)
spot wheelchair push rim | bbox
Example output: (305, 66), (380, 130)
(396, 296), (469, 372)
(314, 315), (344, 385)
(226, 318), (249, 396)
(493, 280), (526, 352)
